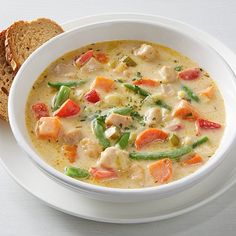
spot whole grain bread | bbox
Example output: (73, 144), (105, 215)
(0, 30), (15, 121)
(5, 18), (64, 71)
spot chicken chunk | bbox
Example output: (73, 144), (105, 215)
(80, 57), (102, 73)
(134, 44), (157, 61)
(97, 147), (130, 171)
(80, 138), (103, 158)
(159, 66), (176, 83)
(53, 63), (77, 77)
(144, 107), (161, 127)
(161, 84), (175, 96)
(105, 113), (132, 128)
(63, 128), (81, 145)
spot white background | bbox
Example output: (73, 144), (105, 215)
(1, 0), (236, 235)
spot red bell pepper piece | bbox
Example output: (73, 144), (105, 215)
(196, 118), (221, 129)
(84, 89), (100, 103)
(76, 50), (93, 66)
(54, 99), (80, 118)
(31, 102), (49, 119)
(179, 68), (201, 80)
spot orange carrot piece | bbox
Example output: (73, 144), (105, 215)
(149, 158), (172, 183)
(62, 145), (78, 163)
(172, 100), (199, 120)
(94, 53), (109, 63)
(135, 128), (168, 150)
(89, 167), (117, 179)
(93, 76), (114, 92)
(200, 85), (215, 99)
(133, 78), (159, 87)
(182, 154), (203, 165)
(35, 116), (62, 140)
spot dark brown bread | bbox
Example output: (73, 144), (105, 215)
(5, 18), (64, 71)
(0, 18), (63, 121)
(0, 30), (15, 121)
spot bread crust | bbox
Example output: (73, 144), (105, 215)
(0, 30), (15, 121)
(0, 18), (63, 121)
(5, 18), (64, 71)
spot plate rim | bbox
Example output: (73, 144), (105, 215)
(1, 13), (236, 224)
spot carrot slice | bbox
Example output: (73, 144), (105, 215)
(182, 154), (203, 165)
(93, 76), (114, 92)
(172, 100), (199, 120)
(94, 53), (109, 63)
(89, 167), (117, 179)
(135, 128), (168, 150)
(35, 116), (62, 140)
(200, 85), (215, 99)
(133, 78), (159, 87)
(149, 158), (172, 183)
(62, 145), (78, 163)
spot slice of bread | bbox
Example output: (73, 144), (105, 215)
(5, 18), (64, 71)
(0, 30), (15, 121)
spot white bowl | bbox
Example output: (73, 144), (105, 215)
(8, 18), (236, 203)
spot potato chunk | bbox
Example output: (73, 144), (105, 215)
(97, 147), (130, 171)
(104, 93), (123, 106)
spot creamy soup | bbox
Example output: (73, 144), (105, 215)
(26, 40), (225, 189)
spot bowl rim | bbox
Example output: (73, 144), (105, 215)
(8, 16), (236, 198)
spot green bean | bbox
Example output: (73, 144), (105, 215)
(113, 107), (133, 115)
(182, 85), (200, 102)
(117, 132), (130, 149)
(53, 85), (71, 111)
(155, 99), (172, 111)
(92, 117), (110, 149)
(129, 136), (209, 161)
(129, 146), (192, 161)
(130, 111), (144, 125)
(48, 80), (86, 89)
(124, 83), (150, 97)
(65, 167), (90, 178)
(192, 136), (209, 148)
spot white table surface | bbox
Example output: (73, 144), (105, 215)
(1, 0), (236, 235)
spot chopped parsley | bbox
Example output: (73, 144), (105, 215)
(174, 66), (183, 72)
(136, 71), (143, 78)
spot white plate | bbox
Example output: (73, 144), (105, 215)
(1, 14), (236, 224)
